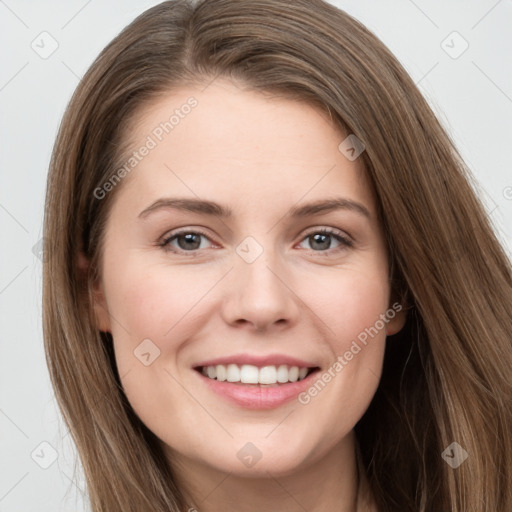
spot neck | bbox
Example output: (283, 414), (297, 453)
(168, 430), (377, 512)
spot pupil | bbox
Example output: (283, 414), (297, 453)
(178, 233), (201, 250)
(310, 233), (330, 251)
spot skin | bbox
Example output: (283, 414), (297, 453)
(87, 78), (406, 512)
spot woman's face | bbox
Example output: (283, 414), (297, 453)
(91, 78), (405, 478)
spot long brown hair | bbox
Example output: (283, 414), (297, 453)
(42, 0), (512, 510)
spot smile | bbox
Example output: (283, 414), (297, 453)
(192, 355), (321, 409)
(198, 363), (314, 385)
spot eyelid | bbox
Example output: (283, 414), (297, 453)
(159, 227), (216, 249)
(301, 226), (353, 243)
(298, 227), (354, 252)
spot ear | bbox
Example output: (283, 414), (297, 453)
(77, 249), (112, 333)
(385, 303), (407, 336)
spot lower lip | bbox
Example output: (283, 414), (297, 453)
(194, 369), (319, 410)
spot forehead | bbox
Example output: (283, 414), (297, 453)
(113, 79), (375, 216)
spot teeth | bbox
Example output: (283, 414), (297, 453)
(240, 364), (259, 384)
(276, 365), (288, 383)
(259, 366), (277, 384)
(216, 364), (227, 382)
(227, 363), (240, 382)
(200, 364), (312, 384)
(288, 366), (299, 382)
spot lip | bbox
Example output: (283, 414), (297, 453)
(193, 365), (321, 410)
(192, 353), (318, 369)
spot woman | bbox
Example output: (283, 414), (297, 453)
(42, 0), (512, 510)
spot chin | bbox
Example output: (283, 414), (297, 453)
(214, 453), (306, 478)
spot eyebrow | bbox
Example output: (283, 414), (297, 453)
(138, 197), (371, 220)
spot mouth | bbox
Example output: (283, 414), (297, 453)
(191, 354), (322, 409)
(193, 364), (320, 387)
(192, 362), (321, 409)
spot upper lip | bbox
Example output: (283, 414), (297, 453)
(193, 353), (319, 369)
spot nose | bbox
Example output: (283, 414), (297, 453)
(220, 244), (301, 333)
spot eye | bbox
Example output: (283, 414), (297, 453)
(297, 228), (353, 253)
(159, 229), (214, 253)
(159, 227), (353, 255)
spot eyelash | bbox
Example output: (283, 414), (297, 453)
(158, 227), (354, 256)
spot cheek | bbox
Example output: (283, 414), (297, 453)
(295, 264), (390, 413)
(107, 265), (205, 361)
(305, 264), (390, 349)
(104, 265), (206, 429)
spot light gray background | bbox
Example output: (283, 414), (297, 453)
(1, 0), (511, 510)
